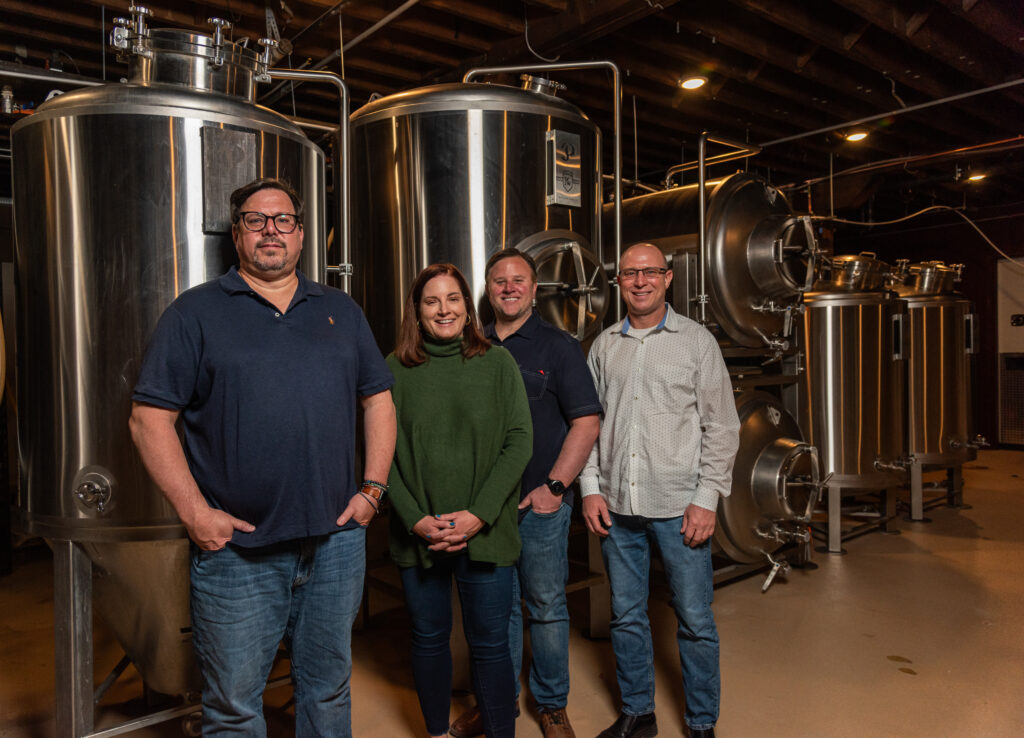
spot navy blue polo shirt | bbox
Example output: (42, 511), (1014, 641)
(485, 312), (602, 506)
(132, 267), (394, 547)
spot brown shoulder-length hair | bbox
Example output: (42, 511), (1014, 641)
(394, 263), (492, 367)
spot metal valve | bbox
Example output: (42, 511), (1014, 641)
(74, 480), (112, 514)
(762, 552), (791, 593)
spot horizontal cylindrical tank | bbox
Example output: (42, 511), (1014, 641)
(350, 79), (608, 350)
(602, 173), (818, 348)
(798, 254), (908, 488)
(896, 261), (977, 464)
(715, 391), (819, 564)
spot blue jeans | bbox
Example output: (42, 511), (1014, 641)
(399, 556), (515, 738)
(189, 528), (366, 737)
(601, 512), (719, 731)
(509, 502), (572, 710)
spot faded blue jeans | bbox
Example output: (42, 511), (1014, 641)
(399, 555), (516, 738)
(601, 512), (719, 732)
(189, 528), (366, 737)
(510, 502), (572, 711)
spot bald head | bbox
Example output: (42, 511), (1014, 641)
(617, 242), (673, 328)
(619, 243), (667, 270)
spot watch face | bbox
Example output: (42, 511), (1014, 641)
(547, 478), (566, 495)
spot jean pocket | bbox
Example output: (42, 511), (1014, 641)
(528, 501), (567, 519)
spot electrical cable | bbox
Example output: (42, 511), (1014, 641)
(815, 205), (1024, 268)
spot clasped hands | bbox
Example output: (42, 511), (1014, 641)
(413, 510), (484, 553)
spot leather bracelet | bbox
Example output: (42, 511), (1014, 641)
(361, 479), (389, 492)
(357, 490), (380, 514)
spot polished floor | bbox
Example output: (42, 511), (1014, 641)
(1, 450), (1022, 737)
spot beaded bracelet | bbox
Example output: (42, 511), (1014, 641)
(361, 480), (389, 493)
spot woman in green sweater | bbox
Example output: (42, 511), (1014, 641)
(387, 263), (532, 738)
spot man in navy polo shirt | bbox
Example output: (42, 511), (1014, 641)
(129, 178), (396, 737)
(450, 249), (600, 738)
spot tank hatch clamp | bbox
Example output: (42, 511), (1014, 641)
(208, 18), (232, 67)
(536, 241), (602, 342)
(110, 5), (153, 61)
(256, 38), (279, 82)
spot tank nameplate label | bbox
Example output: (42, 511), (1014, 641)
(201, 126), (257, 233)
(546, 129), (581, 208)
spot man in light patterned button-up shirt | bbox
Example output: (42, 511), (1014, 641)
(581, 243), (740, 738)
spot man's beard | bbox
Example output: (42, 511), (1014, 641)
(253, 239), (288, 272)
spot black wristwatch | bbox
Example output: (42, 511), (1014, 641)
(545, 477), (567, 496)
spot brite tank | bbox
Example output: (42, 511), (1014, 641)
(799, 253), (908, 489)
(602, 173), (817, 348)
(350, 79), (608, 350)
(10, 23), (325, 694)
(895, 261), (977, 464)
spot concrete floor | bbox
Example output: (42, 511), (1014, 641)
(1, 450), (1022, 737)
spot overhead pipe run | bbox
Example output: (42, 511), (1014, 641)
(260, 0), (422, 106)
(260, 56), (352, 292)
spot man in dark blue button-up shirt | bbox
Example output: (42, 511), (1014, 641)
(130, 178), (396, 737)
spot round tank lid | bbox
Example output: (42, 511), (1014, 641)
(350, 82), (592, 124)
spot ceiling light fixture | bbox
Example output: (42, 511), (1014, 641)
(845, 131), (868, 142)
(679, 75), (707, 90)
(968, 173), (987, 181)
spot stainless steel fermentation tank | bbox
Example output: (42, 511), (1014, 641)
(350, 77), (609, 349)
(798, 253), (908, 552)
(10, 16), (325, 707)
(894, 260), (980, 519)
(603, 173), (818, 350)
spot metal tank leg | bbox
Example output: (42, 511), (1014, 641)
(910, 459), (925, 521)
(827, 484), (842, 554)
(53, 540), (95, 737)
(948, 465), (964, 507)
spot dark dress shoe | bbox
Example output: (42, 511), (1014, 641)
(597, 712), (658, 738)
(689, 728), (715, 738)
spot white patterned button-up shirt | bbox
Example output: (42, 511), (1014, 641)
(580, 305), (740, 517)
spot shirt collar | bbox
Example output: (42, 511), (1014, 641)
(219, 265), (324, 301)
(485, 310), (541, 342)
(621, 303), (677, 335)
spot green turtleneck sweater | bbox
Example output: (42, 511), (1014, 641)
(386, 337), (533, 568)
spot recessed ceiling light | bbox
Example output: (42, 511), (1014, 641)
(968, 173), (986, 181)
(845, 131), (868, 142)
(679, 75), (707, 90)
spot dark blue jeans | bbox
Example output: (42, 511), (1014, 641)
(189, 528), (365, 737)
(510, 502), (572, 710)
(602, 512), (720, 732)
(399, 556), (515, 738)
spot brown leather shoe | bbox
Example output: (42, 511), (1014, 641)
(449, 707), (484, 738)
(540, 708), (576, 738)
(449, 705), (521, 738)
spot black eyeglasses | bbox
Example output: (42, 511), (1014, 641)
(618, 267), (668, 281)
(237, 211), (300, 234)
